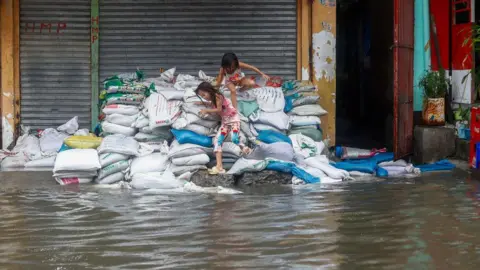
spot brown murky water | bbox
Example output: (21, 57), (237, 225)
(1, 170), (480, 269)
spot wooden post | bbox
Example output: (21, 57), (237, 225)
(91, 0), (100, 131)
(312, 0), (336, 145)
(1, 0), (20, 148)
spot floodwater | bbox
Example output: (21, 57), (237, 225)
(1, 170), (480, 270)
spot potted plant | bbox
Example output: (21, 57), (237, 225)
(419, 69), (448, 126)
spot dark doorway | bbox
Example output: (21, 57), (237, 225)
(336, 0), (394, 150)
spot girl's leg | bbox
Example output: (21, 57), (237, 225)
(212, 124), (228, 172)
(226, 83), (238, 109)
(229, 122), (240, 145)
(215, 151), (224, 172)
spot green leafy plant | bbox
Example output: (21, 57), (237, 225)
(462, 24), (480, 99)
(418, 69), (448, 99)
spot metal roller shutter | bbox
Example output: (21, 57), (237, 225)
(20, 0), (91, 129)
(99, 0), (297, 81)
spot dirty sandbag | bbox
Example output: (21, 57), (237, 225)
(130, 170), (185, 190)
(148, 93), (183, 129)
(181, 124), (215, 136)
(182, 102), (221, 121)
(98, 134), (139, 156)
(39, 128), (69, 153)
(171, 153), (210, 166)
(293, 95), (320, 107)
(102, 121), (137, 137)
(105, 113), (139, 127)
(96, 172), (125, 185)
(133, 113), (149, 129)
(170, 164), (207, 176)
(289, 115), (322, 127)
(105, 93), (144, 106)
(12, 130), (42, 161)
(57, 116), (79, 135)
(99, 152), (130, 167)
(253, 87), (285, 112)
(97, 160), (130, 180)
(198, 70), (216, 84)
(24, 155), (56, 168)
(167, 141), (210, 159)
(135, 132), (171, 143)
(289, 104), (327, 116)
(1, 153), (29, 169)
(129, 152), (169, 176)
(247, 142), (294, 162)
(253, 123), (284, 133)
(304, 156), (349, 179)
(249, 110), (290, 131)
(173, 112), (219, 129)
(159, 67), (176, 83)
(289, 134), (318, 159)
(227, 158), (268, 175)
(103, 104), (140, 116)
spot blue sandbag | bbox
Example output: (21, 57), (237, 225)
(284, 95), (296, 113)
(371, 152), (394, 164)
(171, 129), (213, 147)
(266, 161), (294, 173)
(376, 167), (389, 177)
(292, 166), (320, 184)
(332, 159), (377, 174)
(257, 130), (292, 145)
(415, 159), (455, 172)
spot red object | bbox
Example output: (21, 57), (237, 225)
(393, 0), (414, 159)
(470, 107), (480, 167)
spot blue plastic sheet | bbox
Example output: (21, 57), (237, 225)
(376, 167), (389, 177)
(171, 129), (213, 147)
(332, 159), (378, 174)
(265, 161), (294, 173)
(292, 166), (320, 184)
(266, 160), (319, 184)
(257, 130), (292, 145)
(284, 95), (295, 113)
(415, 160), (455, 172)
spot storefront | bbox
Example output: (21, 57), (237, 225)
(2, 0), (416, 158)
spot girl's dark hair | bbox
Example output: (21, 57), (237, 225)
(221, 52), (239, 70)
(195, 82), (223, 108)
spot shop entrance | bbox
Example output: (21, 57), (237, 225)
(336, 0), (394, 150)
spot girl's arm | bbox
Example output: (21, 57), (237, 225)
(200, 95), (223, 115)
(216, 68), (225, 89)
(239, 62), (269, 78)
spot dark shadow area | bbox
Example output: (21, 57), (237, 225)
(336, 0), (394, 150)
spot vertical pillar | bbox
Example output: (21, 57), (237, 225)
(1, 0), (20, 148)
(297, 0), (312, 80)
(91, 0), (100, 131)
(312, 0), (336, 145)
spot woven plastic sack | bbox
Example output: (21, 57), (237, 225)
(98, 134), (139, 156)
(171, 129), (213, 147)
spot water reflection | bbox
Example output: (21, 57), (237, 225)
(0, 171), (479, 269)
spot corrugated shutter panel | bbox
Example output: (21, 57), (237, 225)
(20, 0), (91, 129)
(99, 0), (296, 81)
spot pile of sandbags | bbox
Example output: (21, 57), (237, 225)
(95, 134), (139, 185)
(283, 80), (325, 142)
(53, 149), (101, 185)
(167, 140), (211, 176)
(206, 142), (242, 170)
(99, 71), (147, 137)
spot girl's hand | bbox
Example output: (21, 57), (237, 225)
(199, 109), (208, 116)
(262, 73), (270, 80)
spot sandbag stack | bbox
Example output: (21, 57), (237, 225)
(99, 71), (147, 137)
(95, 134), (140, 185)
(53, 149), (101, 185)
(168, 140), (211, 176)
(283, 80), (325, 142)
(206, 142), (242, 170)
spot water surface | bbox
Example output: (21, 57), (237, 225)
(1, 170), (480, 269)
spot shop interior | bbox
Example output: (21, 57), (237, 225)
(336, 0), (394, 150)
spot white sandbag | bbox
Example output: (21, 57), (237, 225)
(99, 152), (130, 167)
(249, 110), (290, 131)
(221, 142), (242, 157)
(289, 104), (328, 116)
(132, 113), (149, 128)
(105, 113), (139, 127)
(149, 93), (182, 129)
(293, 95), (320, 107)
(135, 132), (169, 142)
(98, 160), (130, 179)
(227, 158), (268, 175)
(13, 133), (42, 161)
(24, 156), (56, 168)
(96, 172), (125, 185)
(304, 156), (349, 179)
(289, 134), (318, 159)
(167, 141), (210, 159)
(289, 115), (322, 127)
(253, 123), (284, 133)
(129, 152), (169, 176)
(57, 116), (79, 135)
(198, 70), (216, 84)
(159, 67), (176, 83)
(130, 170), (184, 189)
(182, 102), (221, 121)
(170, 164), (207, 175)
(378, 160), (409, 168)
(1, 153), (28, 169)
(54, 149), (101, 172)
(172, 112), (219, 129)
(74, 129), (90, 136)
(103, 104), (139, 116)
(53, 171), (98, 178)
(102, 121), (137, 136)
(158, 90), (185, 101)
(140, 125), (171, 136)
(253, 87), (285, 112)
(55, 177), (93, 186)
(98, 134), (139, 156)
(171, 154), (210, 166)
(182, 124), (214, 136)
(39, 128), (69, 153)
(246, 142), (294, 162)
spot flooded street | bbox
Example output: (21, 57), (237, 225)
(1, 170), (480, 269)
